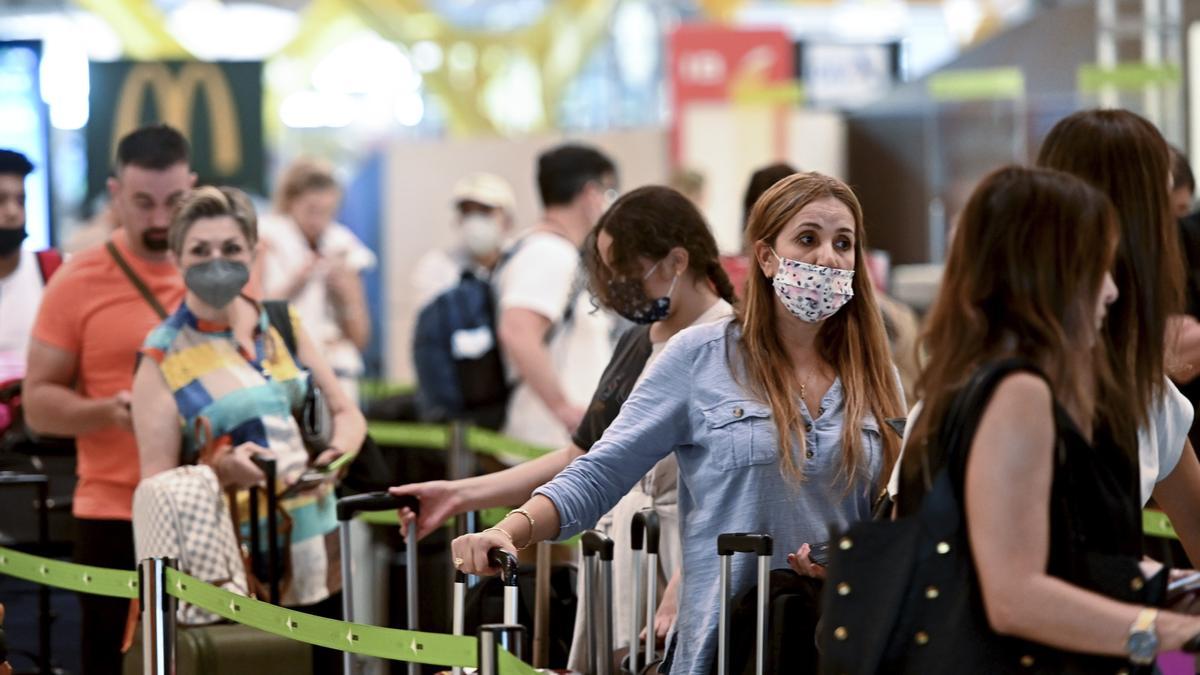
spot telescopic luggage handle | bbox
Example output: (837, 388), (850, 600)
(582, 529), (615, 675)
(336, 491), (419, 521)
(247, 455), (280, 605)
(716, 533), (773, 557)
(629, 510), (661, 674)
(631, 510), (660, 555)
(336, 492), (421, 675)
(717, 533), (773, 675)
(487, 548), (520, 625)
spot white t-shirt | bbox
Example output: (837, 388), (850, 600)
(496, 231), (616, 449)
(0, 249), (47, 381)
(887, 377), (1194, 506)
(259, 214), (377, 378)
(410, 247), (493, 310)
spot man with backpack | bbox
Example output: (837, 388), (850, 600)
(412, 146), (619, 450)
(497, 144), (619, 449)
(411, 173), (519, 428)
(23, 125), (191, 675)
(411, 172), (517, 309)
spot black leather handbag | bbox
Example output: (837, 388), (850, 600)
(818, 360), (1160, 674)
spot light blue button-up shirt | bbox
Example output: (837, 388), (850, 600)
(534, 318), (893, 674)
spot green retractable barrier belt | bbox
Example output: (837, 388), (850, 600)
(164, 567), (479, 666)
(366, 422), (551, 463)
(0, 546), (537, 673)
(0, 546), (139, 598)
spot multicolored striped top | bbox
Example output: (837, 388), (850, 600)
(142, 302), (340, 606)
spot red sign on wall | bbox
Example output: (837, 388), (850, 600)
(668, 24), (795, 162)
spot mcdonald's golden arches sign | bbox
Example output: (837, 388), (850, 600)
(87, 61), (264, 203)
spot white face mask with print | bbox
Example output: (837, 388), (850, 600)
(770, 249), (855, 323)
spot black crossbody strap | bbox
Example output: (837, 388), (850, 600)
(106, 241), (169, 320)
(262, 300), (297, 358)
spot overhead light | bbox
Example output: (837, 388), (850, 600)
(395, 91), (425, 127)
(312, 33), (421, 95)
(167, 1), (300, 61)
(279, 91), (358, 129)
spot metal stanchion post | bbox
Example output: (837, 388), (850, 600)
(477, 624), (526, 675)
(34, 477), (51, 675)
(448, 422), (477, 538)
(139, 557), (176, 675)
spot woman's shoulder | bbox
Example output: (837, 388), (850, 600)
(140, 308), (193, 361)
(667, 315), (736, 351)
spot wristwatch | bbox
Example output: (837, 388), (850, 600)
(1126, 607), (1160, 666)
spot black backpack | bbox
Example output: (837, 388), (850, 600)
(412, 241), (580, 431)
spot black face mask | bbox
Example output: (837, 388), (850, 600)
(0, 227), (27, 257)
(142, 228), (169, 253)
(607, 261), (678, 325)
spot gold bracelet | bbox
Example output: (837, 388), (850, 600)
(507, 508), (536, 549)
(482, 527), (515, 546)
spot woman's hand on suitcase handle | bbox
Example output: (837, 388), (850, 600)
(451, 529), (516, 576)
(216, 443), (274, 490)
(642, 568), (681, 645)
(390, 480), (463, 541)
(787, 543), (826, 579)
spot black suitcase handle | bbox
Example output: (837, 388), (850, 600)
(581, 529), (615, 560)
(247, 456), (280, 604)
(336, 491), (420, 521)
(717, 532), (773, 557)
(487, 548), (519, 585)
(631, 510), (660, 554)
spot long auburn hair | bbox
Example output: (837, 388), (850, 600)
(1036, 109), (1184, 434)
(900, 166), (1123, 511)
(586, 185), (737, 305)
(736, 172), (904, 487)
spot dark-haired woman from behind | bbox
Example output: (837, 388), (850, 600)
(391, 185), (737, 658)
(1037, 109), (1200, 569)
(896, 166), (1200, 672)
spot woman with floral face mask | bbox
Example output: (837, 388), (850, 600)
(392, 185), (737, 664)
(130, 186), (366, 674)
(450, 173), (905, 674)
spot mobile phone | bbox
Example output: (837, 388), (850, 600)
(808, 541), (831, 567)
(1169, 571), (1200, 594)
(314, 451), (355, 475)
(279, 470), (330, 499)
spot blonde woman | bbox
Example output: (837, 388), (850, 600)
(132, 186), (366, 674)
(259, 159), (374, 402)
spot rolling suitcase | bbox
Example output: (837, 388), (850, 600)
(716, 533), (772, 675)
(124, 456), (312, 675)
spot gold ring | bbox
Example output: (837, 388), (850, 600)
(454, 557), (464, 568)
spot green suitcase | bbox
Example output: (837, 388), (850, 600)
(123, 622), (311, 675)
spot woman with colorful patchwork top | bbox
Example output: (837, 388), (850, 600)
(130, 186), (366, 673)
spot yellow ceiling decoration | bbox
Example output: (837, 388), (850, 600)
(74, 0), (189, 59)
(80, 0), (620, 137)
(338, 0), (617, 136)
(697, 0), (750, 22)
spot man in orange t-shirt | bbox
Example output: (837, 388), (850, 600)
(24, 124), (191, 675)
